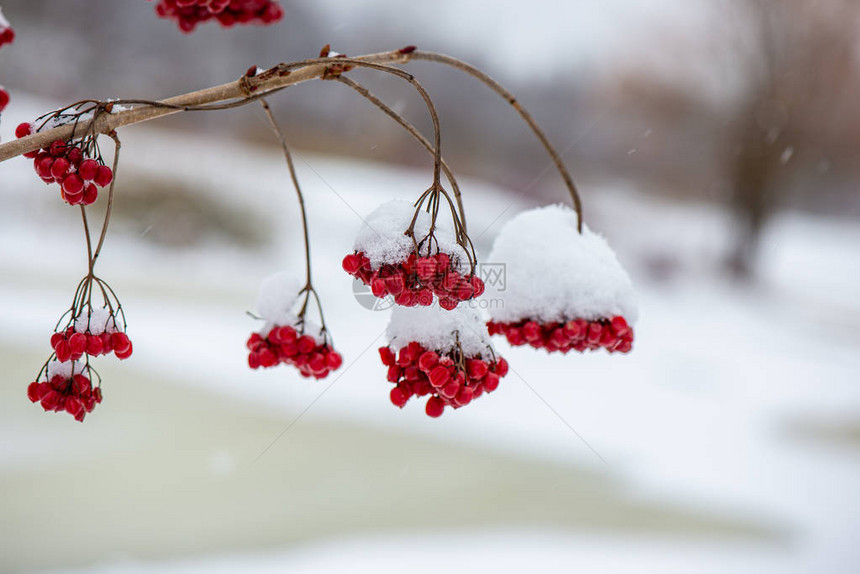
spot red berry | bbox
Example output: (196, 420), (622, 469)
(69, 332), (87, 357)
(115, 340), (134, 360)
(297, 335), (316, 354)
(390, 386), (409, 408)
(483, 372), (500, 392)
(50, 158), (70, 179)
(94, 166), (113, 187)
(110, 332), (131, 354)
(466, 359), (489, 380)
(425, 396), (445, 418)
(78, 158), (99, 181)
(379, 346), (396, 366)
(62, 173), (85, 195)
(325, 351), (343, 370)
(428, 365), (450, 388)
(494, 357), (509, 377)
(27, 382), (42, 402)
(418, 351), (439, 372)
(342, 253), (361, 274)
(455, 386), (474, 406)
(86, 334), (104, 356)
(15, 122), (32, 139)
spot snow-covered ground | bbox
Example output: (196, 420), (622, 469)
(1, 99), (859, 573)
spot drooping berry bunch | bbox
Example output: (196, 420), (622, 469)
(0, 8), (13, 49)
(488, 315), (633, 354)
(16, 124), (113, 206)
(27, 363), (102, 423)
(346, 200), (482, 309)
(343, 250), (485, 310)
(247, 324), (342, 379)
(381, 304), (506, 417)
(486, 205), (638, 358)
(150, 0), (284, 33)
(247, 272), (342, 380)
(28, 271), (131, 421)
(380, 341), (508, 418)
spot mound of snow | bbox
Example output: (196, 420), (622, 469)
(487, 204), (637, 324)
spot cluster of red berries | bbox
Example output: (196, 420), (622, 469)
(379, 341), (508, 418)
(342, 251), (485, 310)
(247, 324), (343, 379)
(51, 327), (133, 362)
(16, 125), (113, 206)
(151, 0), (284, 33)
(488, 315), (633, 354)
(0, 86), (9, 113)
(28, 371), (103, 422)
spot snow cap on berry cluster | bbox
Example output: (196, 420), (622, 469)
(46, 359), (87, 381)
(253, 271), (325, 343)
(74, 307), (117, 336)
(255, 271), (302, 325)
(386, 303), (495, 358)
(487, 204), (638, 324)
(354, 200), (469, 273)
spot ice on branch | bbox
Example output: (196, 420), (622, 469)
(487, 204), (638, 325)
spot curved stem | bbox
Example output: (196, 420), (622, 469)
(259, 99), (329, 339)
(334, 75), (468, 232)
(91, 133), (121, 269)
(80, 206), (94, 274)
(276, 56), (443, 187)
(411, 50), (584, 232)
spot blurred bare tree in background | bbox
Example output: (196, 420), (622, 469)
(725, 0), (860, 277)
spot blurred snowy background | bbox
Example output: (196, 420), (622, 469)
(1, 1), (859, 573)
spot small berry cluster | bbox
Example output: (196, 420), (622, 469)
(0, 86), (9, 113)
(51, 327), (133, 363)
(342, 251), (485, 310)
(27, 370), (102, 422)
(379, 341), (508, 418)
(16, 125), (113, 206)
(487, 315), (633, 354)
(151, 0), (284, 33)
(247, 324), (343, 379)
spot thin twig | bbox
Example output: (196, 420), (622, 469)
(334, 75), (468, 232)
(259, 98), (331, 341)
(91, 133), (121, 269)
(411, 50), (585, 232)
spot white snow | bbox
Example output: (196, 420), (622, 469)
(254, 271), (303, 326)
(486, 204), (638, 324)
(253, 271), (327, 342)
(386, 302), (494, 358)
(73, 307), (116, 335)
(0, 8), (10, 31)
(353, 199), (469, 272)
(45, 359), (86, 381)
